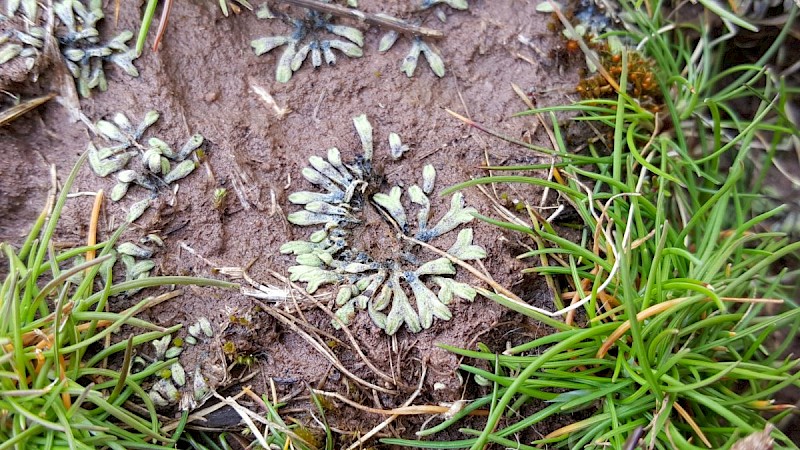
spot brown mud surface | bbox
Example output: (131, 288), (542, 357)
(1, 0), (588, 447)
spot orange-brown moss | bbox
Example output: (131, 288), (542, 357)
(577, 43), (664, 113)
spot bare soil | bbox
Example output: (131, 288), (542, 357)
(1, 0), (586, 447)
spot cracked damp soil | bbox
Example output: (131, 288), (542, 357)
(0, 0), (587, 446)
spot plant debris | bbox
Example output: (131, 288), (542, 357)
(281, 114), (485, 335)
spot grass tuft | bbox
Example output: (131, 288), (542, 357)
(385, 0), (799, 448)
(0, 154), (237, 449)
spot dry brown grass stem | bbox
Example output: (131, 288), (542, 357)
(254, 299), (396, 395)
(342, 361), (427, 450)
(268, 269), (398, 387)
(85, 189), (103, 270)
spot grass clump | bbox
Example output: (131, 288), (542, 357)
(383, 0), (799, 448)
(0, 154), (236, 449)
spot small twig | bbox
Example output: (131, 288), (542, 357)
(276, 0), (444, 38)
(0, 93), (56, 126)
